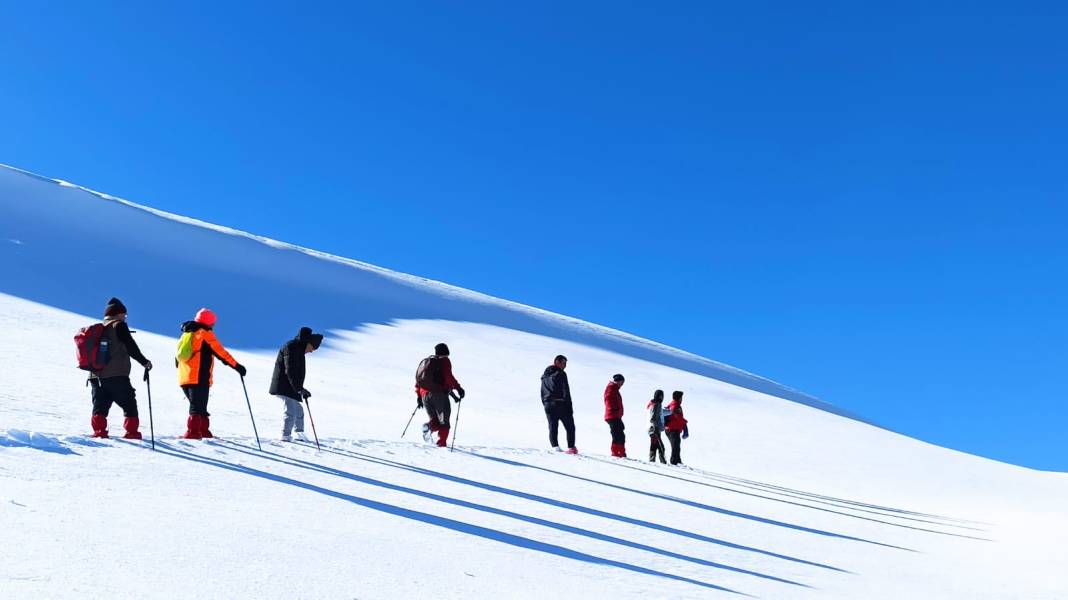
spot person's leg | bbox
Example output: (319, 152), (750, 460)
(656, 433), (667, 463)
(195, 386), (213, 438)
(90, 379), (113, 437)
(561, 411), (577, 450)
(293, 401), (305, 433)
(667, 431), (681, 465)
(108, 378), (141, 439)
(281, 395), (297, 437)
(182, 386), (201, 439)
(608, 419), (626, 456)
(432, 392), (451, 447)
(545, 406), (560, 448)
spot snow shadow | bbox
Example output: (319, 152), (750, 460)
(146, 440), (743, 595)
(0, 430), (78, 455)
(0, 165), (859, 423)
(222, 440), (808, 588)
(577, 455), (991, 541)
(286, 441), (850, 571)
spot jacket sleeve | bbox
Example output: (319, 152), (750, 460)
(562, 372), (572, 403)
(283, 344), (306, 392)
(442, 357), (461, 391)
(205, 331), (239, 368)
(115, 322), (149, 366)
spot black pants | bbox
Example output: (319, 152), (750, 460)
(422, 391), (451, 429)
(649, 432), (666, 463)
(183, 385), (211, 416)
(91, 377), (138, 418)
(666, 430), (682, 465)
(607, 419), (625, 445)
(544, 401), (576, 448)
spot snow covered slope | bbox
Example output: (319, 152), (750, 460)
(1, 166), (1065, 599)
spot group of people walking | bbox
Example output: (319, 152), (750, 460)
(78, 297), (691, 465)
(541, 355), (690, 465)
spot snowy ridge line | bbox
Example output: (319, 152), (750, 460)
(0, 161), (853, 422)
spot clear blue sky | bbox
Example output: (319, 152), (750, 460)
(1, 2), (1065, 470)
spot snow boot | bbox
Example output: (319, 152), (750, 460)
(280, 434), (292, 442)
(91, 415), (108, 438)
(611, 443), (627, 458)
(122, 417), (143, 440)
(183, 415), (203, 440)
(421, 423), (433, 443)
(552, 446), (563, 452)
(294, 431), (309, 442)
(436, 427), (450, 448)
(200, 416), (214, 439)
(565, 447), (578, 455)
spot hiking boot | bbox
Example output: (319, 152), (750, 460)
(281, 434), (292, 442)
(294, 431), (309, 442)
(565, 447), (578, 455)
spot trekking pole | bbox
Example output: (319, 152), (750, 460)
(240, 376), (262, 451)
(143, 369), (155, 451)
(449, 392), (462, 452)
(304, 396), (321, 451)
(401, 404), (419, 438)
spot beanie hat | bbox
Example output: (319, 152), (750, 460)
(297, 327), (324, 349)
(652, 390), (664, 402)
(612, 374), (625, 383)
(309, 333), (324, 349)
(434, 343), (450, 356)
(195, 308), (217, 327)
(104, 297), (127, 318)
(672, 390), (684, 401)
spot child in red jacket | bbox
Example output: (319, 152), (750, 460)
(604, 374), (626, 457)
(664, 390), (690, 465)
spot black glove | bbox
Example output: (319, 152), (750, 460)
(416, 392), (423, 409)
(143, 360), (153, 372)
(457, 387), (466, 399)
(235, 363), (247, 377)
(299, 388), (311, 401)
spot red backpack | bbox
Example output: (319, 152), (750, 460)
(75, 323), (111, 372)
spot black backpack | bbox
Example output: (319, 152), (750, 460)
(415, 355), (445, 391)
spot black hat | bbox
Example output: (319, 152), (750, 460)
(652, 390), (664, 402)
(104, 297), (127, 318)
(435, 343), (450, 356)
(298, 327), (324, 349)
(309, 334), (324, 349)
(672, 390), (684, 400)
(612, 374), (625, 383)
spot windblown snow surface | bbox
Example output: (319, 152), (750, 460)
(0, 164), (1065, 599)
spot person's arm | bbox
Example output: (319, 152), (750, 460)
(283, 344), (306, 394)
(443, 358), (463, 395)
(115, 322), (149, 366)
(562, 372), (572, 403)
(205, 331), (239, 368)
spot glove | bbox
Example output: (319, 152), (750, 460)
(235, 363), (247, 377)
(143, 360), (153, 372)
(299, 389), (311, 401)
(416, 392), (423, 409)
(682, 427), (690, 440)
(457, 387), (465, 400)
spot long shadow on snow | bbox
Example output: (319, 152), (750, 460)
(574, 455), (992, 540)
(667, 467), (990, 527)
(287, 441), (854, 571)
(220, 440), (809, 588)
(146, 440), (742, 595)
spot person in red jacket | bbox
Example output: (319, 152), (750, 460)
(604, 374), (626, 457)
(664, 390), (690, 465)
(415, 343), (465, 447)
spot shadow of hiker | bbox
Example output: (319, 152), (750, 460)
(281, 441), (852, 572)
(217, 440), (809, 588)
(148, 440), (744, 596)
(572, 455), (992, 541)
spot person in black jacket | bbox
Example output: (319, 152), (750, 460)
(269, 327), (323, 442)
(541, 355), (577, 454)
(89, 298), (153, 438)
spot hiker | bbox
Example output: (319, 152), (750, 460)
(269, 327), (323, 442)
(541, 355), (577, 454)
(664, 390), (690, 465)
(176, 308), (246, 439)
(604, 374), (626, 457)
(88, 298), (152, 438)
(647, 390), (667, 463)
(415, 343), (465, 447)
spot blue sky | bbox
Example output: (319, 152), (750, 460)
(1, 2), (1065, 470)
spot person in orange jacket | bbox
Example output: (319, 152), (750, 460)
(175, 308), (246, 439)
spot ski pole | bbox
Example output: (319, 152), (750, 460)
(304, 396), (321, 451)
(240, 376), (262, 451)
(450, 392), (462, 452)
(401, 404), (419, 438)
(143, 369), (155, 451)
